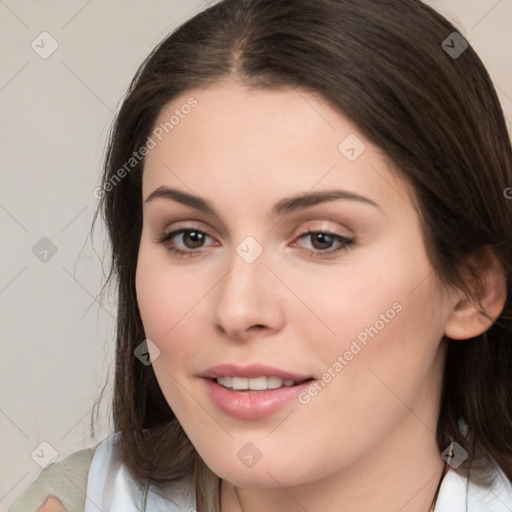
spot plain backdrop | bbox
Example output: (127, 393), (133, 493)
(0, 0), (511, 509)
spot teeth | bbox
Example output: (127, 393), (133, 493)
(217, 376), (232, 388)
(267, 376), (283, 389)
(232, 377), (248, 390)
(216, 376), (299, 391)
(248, 376), (267, 390)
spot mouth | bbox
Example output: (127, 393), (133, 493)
(201, 363), (316, 419)
(203, 375), (316, 420)
(213, 375), (313, 392)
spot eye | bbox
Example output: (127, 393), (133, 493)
(156, 227), (216, 258)
(291, 230), (355, 258)
(155, 227), (355, 259)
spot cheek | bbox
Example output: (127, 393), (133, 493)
(135, 253), (206, 421)
(135, 247), (216, 369)
(286, 246), (423, 350)
(294, 229), (446, 388)
(136, 243), (189, 331)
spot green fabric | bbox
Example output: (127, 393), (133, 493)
(9, 447), (95, 512)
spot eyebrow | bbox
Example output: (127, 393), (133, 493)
(144, 186), (380, 216)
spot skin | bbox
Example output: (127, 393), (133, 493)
(38, 497), (67, 512)
(135, 80), (506, 512)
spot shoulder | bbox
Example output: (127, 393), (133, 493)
(8, 444), (97, 512)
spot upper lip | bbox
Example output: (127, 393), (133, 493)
(201, 363), (313, 382)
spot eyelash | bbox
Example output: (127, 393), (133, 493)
(155, 227), (355, 259)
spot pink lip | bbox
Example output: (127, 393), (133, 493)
(204, 378), (314, 420)
(201, 363), (312, 381)
(200, 363), (314, 420)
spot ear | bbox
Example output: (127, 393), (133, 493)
(444, 245), (507, 340)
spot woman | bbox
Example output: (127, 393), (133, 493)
(10, 0), (512, 511)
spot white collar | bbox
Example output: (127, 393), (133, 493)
(84, 433), (195, 512)
(85, 433), (512, 511)
(434, 462), (512, 511)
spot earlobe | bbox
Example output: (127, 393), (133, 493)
(444, 246), (507, 341)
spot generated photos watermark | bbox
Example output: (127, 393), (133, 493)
(93, 97), (198, 200)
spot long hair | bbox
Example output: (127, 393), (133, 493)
(91, 1), (512, 510)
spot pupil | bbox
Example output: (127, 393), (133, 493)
(185, 231), (204, 249)
(312, 233), (333, 250)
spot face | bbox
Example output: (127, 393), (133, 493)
(135, 81), (455, 488)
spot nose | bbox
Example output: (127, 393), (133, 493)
(211, 244), (285, 340)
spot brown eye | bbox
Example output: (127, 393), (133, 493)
(293, 231), (355, 258)
(156, 228), (215, 257)
(308, 232), (336, 250)
(179, 230), (208, 249)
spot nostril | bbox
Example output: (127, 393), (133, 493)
(248, 324), (266, 332)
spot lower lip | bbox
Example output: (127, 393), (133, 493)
(204, 378), (313, 420)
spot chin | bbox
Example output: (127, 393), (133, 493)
(204, 451), (317, 489)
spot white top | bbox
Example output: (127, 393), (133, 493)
(435, 463), (512, 511)
(85, 433), (512, 511)
(84, 433), (196, 512)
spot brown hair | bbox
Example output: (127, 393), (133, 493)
(91, 0), (512, 510)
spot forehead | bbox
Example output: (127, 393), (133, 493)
(141, 81), (416, 217)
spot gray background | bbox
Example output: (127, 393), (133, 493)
(0, 0), (511, 509)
